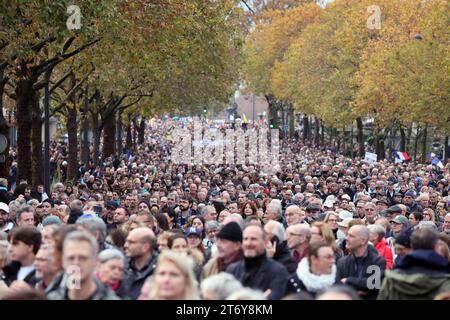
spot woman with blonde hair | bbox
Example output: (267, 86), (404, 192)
(310, 221), (343, 261)
(146, 250), (200, 300)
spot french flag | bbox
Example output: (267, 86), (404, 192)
(431, 153), (444, 168)
(394, 151), (409, 162)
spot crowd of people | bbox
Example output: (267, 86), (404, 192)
(0, 118), (449, 300)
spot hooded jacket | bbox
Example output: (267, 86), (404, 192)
(378, 249), (450, 300)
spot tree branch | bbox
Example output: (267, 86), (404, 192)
(49, 70), (73, 94)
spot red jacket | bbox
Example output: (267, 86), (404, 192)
(375, 238), (393, 269)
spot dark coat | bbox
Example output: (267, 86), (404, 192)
(378, 249), (450, 300)
(46, 276), (119, 300)
(2, 261), (38, 287)
(336, 245), (386, 300)
(273, 241), (297, 274)
(122, 252), (158, 300)
(226, 255), (289, 300)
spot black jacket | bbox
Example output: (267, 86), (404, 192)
(122, 252), (158, 300)
(273, 241), (297, 274)
(2, 261), (38, 287)
(336, 245), (386, 300)
(226, 254), (289, 300)
(46, 275), (119, 300)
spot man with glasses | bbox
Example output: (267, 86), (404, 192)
(285, 224), (311, 263)
(364, 202), (379, 225)
(285, 205), (306, 226)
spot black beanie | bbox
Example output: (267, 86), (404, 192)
(217, 222), (242, 242)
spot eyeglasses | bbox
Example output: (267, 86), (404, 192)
(286, 232), (304, 237)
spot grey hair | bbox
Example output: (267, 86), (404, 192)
(226, 288), (265, 300)
(63, 230), (99, 257)
(418, 220), (438, 231)
(367, 224), (385, 239)
(76, 217), (107, 245)
(69, 199), (83, 211)
(200, 273), (243, 300)
(205, 220), (220, 232)
(267, 203), (282, 219)
(226, 214), (245, 229)
(265, 220), (285, 242)
(16, 206), (34, 221)
(98, 248), (125, 264)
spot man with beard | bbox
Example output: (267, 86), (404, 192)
(179, 196), (195, 227)
(226, 225), (289, 300)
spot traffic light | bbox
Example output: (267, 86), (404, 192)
(203, 107), (208, 113)
(269, 118), (274, 129)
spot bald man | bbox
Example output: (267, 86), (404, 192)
(336, 225), (386, 300)
(123, 228), (158, 299)
(285, 224), (311, 263)
(285, 205), (306, 226)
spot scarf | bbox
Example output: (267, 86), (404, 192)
(296, 258), (336, 293)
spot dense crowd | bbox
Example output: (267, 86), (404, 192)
(0, 118), (449, 300)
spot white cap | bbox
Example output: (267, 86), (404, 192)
(0, 202), (10, 214)
(341, 194), (351, 201)
(339, 210), (353, 220)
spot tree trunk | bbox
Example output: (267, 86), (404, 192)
(117, 111), (123, 156)
(399, 125), (406, 152)
(126, 116), (132, 151)
(31, 93), (43, 187)
(413, 124), (421, 162)
(82, 85), (89, 165)
(376, 129), (385, 160)
(406, 124), (412, 152)
(356, 117), (365, 157)
(266, 95), (279, 129)
(15, 68), (34, 184)
(138, 117), (145, 145)
(421, 123), (428, 163)
(0, 67), (10, 178)
(321, 123), (325, 146)
(303, 115), (309, 143)
(288, 107), (294, 139)
(444, 135), (449, 165)
(91, 110), (100, 166)
(102, 112), (116, 158)
(66, 105), (78, 182)
(314, 117), (320, 147)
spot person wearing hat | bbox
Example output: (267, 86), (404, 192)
(376, 199), (389, 212)
(390, 191), (403, 206)
(391, 229), (413, 267)
(390, 215), (410, 249)
(305, 203), (321, 224)
(385, 205), (403, 220)
(201, 222), (244, 280)
(403, 189), (422, 213)
(336, 218), (353, 253)
(0, 202), (13, 233)
(379, 228), (450, 300)
(185, 227), (204, 253)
